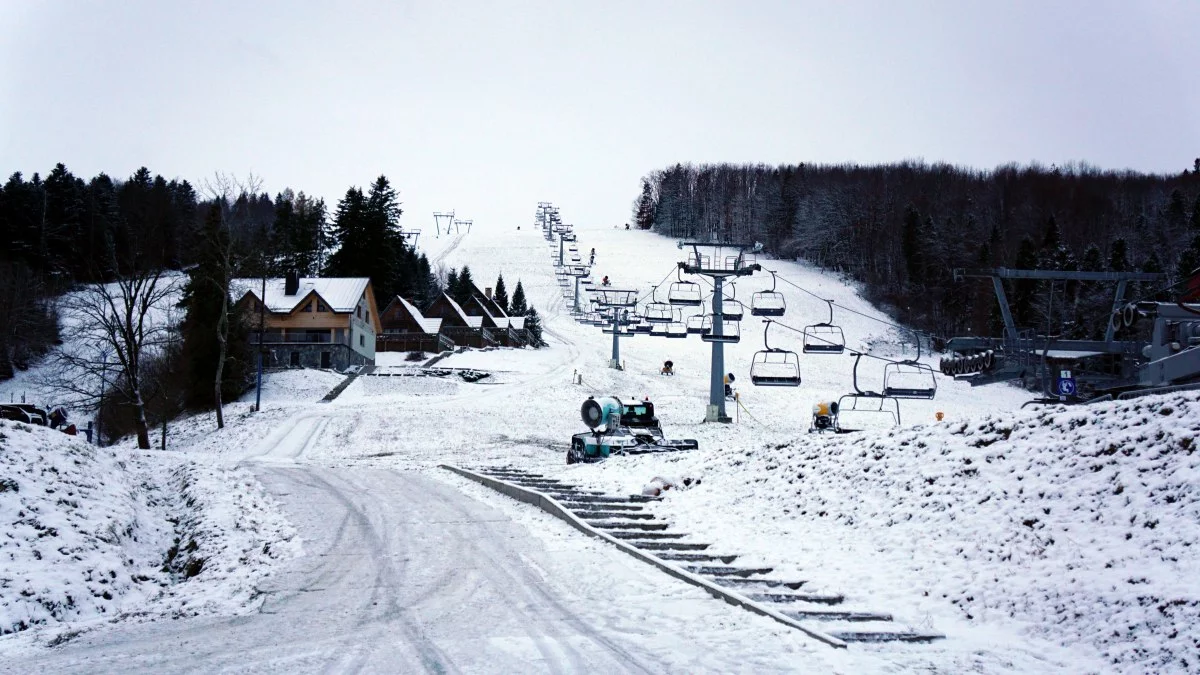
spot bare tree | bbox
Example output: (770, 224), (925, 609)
(196, 173), (262, 428)
(46, 270), (179, 449)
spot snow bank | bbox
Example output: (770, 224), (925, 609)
(564, 391), (1200, 673)
(237, 368), (346, 405)
(0, 420), (298, 645)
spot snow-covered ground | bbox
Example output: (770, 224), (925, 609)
(3, 218), (1193, 672)
(0, 421), (298, 647)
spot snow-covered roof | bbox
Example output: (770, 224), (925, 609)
(509, 316), (526, 330)
(396, 297), (443, 334)
(231, 277), (369, 314)
(438, 294), (484, 328)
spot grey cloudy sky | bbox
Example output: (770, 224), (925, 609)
(3, 1), (1198, 233)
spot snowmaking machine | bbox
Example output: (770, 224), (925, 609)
(568, 396), (699, 464)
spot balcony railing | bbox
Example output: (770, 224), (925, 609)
(255, 332), (336, 344)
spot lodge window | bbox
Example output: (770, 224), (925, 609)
(359, 334), (365, 347)
(317, 300), (328, 312)
(303, 301), (313, 312)
(356, 306), (361, 319)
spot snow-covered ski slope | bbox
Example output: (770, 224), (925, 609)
(424, 219), (1028, 441)
(403, 219), (1197, 672)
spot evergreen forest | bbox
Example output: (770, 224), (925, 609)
(633, 160), (1200, 341)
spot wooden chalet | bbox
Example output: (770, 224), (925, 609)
(377, 296), (452, 353)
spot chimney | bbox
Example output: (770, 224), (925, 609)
(285, 271), (300, 296)
(485, 287), (493, 299)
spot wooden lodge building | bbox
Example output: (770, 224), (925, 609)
(231, 273), (381, 370)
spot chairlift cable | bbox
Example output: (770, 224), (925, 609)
(767, 318), (909, 367)
(771, 272), (944, 349)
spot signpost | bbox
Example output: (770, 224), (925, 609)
(1057, 370), (1076, 400)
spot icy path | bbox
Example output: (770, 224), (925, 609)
(13, 405), (850, 674)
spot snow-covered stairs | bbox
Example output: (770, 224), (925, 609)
(471, 466), (944, 646)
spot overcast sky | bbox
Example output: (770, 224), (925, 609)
(3, 1), (1198, 234)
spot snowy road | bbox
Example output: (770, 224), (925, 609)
(14, 463), (667, 673)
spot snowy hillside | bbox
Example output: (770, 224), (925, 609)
(420, 220), (1028, 441)
(561, 390), (1200, 673)
(0, 420), (298, 646)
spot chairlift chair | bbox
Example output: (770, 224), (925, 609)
(666, 321), (688, 338)
(686, 314), (711, 334)
(751, 270), (786, 317)
(880, 329), (937, 399)
(644, 285), (676, 323)
(802, 299), (846, 354)
(749, 320), (801, 386)
(721, 299), (745, 321)
(836, 353), (901, 429)
(882, 361), (938, 399)
(701, 316), (740, 343)
(668, 271), (703, 306)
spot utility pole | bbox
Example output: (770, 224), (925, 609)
(255, 272), (266, 412)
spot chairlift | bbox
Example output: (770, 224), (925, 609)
(750, 320), (801, 386)
(881, 330), (937, 399)
(751, 270), (786, 317)
(668, 270), (703, 306)
(666, 321), (688, 338)
(721, 299), (745, 322)
(836, 353), (901, 429)
(686, 314), (711, 334)
(802, 299), (846, 354)
(644, 285), (676, 323)
(702, 316), (740, 343)
(883, 362), (938, 399)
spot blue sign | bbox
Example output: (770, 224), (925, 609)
(1058, 370), (1076, 397)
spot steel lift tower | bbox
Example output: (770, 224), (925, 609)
(678, 241), (762, 422)
(594, 288), (639, 369)
(432, 211), (455, 238)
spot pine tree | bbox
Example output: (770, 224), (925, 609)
(510, 280), (528, 315)
(523, 307), (545, 347)
(1190, 194), (1200, 231)
(493, 273), (509, 314)
(453, 265), (475, 305)
(900, 206), (923, 285)
(178, 204), (249, 418)
(445, 268), (459, 300)
(1108, 237), (1129, 272)
(1176, 234), (1200, 280)
(1041, 215), (1061, 250)
(633, 179), (656, 230)
(323, 176), (407, 303)
(1011, 236), (1039, 326)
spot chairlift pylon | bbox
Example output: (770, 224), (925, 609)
(803, 299), (846, 354)
(750, 320), (801, 386)
(751, 270), (786, 317)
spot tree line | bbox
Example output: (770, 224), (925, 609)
(0, 164), (524, 447)
(633, 160), (1200, 341)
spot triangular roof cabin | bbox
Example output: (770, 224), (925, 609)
(380, 296), (443, 335)
(425, 293), (483, 329)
